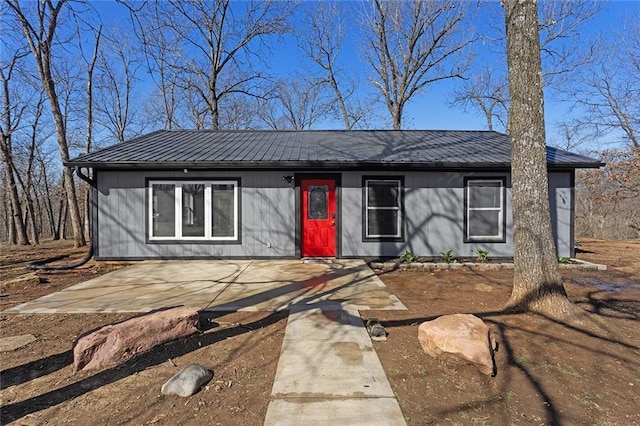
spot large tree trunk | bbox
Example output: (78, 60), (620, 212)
(503, 0), (577, 318)
(8, 201), (17, 244)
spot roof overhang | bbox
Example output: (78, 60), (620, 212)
(65, 160), (604, 171)
(67, 160), (515, 170)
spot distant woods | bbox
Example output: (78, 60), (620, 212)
(1, 1), (638, 245)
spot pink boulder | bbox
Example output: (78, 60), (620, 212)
(73, 306), (200, 371)
(418, 314), (497, 376)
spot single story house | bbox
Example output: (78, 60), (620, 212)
(66, 130), (602, 260)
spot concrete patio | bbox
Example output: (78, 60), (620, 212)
(4, 259), (406, 314)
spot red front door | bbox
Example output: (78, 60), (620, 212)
(301, 179), (336, 257)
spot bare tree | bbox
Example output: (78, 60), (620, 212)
(572, 19), (639, 149)
(35, 147), (63, 240)
(219, 95), (261, 130)
(258, 77), (331, 130)
(6, 0), (86, 247)
(81, 25), (101, 238)
(538, 0), (604, 85)
(127, 0), (294, 130)
(84, 25), (101, 153)
(450, 65), (507, 131)
(12, 91), (48, 245)
(549, 120), (592, 151)
(95, 31), (144, 143)
(453, 1), (602, 137)
(363, 0), (474, 130)
(133, 5), (183, 130)
(0, 47), (29, 245)
(299, 2), (366, 130)
(576, 147), (640, 239)
(503, 0), (578, 319)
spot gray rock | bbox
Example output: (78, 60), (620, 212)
(161, 363), (213, 397)
(0, 334), (37, 352)
(366, 318), (387, 342)
(418, 314), (497, 376)
(1, 273), (42, 293)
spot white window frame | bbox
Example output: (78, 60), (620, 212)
(148, 180), (238, 241)
(465, 178), (504, 242)
(364, 178), (403, 239)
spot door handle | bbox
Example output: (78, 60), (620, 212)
(331, 221), (335, 226)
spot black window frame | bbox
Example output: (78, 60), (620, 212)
(464, 177), (506, 243)
(145, 177), (242, 245)
(362, 176), (405, 242)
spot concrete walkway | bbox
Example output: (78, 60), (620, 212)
(264, 307), (406, 425)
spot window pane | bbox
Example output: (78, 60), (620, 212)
(367, 210), (398, 237)
(152, 184), (175, 237)
(367, 181), (398, 207)
(469, 182), (501, 208)
(212, 184), (235, 237)
(308, 185), (328, 219)
(182, 184), (205, 237)
(469, 210), (500, 238)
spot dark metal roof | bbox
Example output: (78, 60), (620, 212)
(66, 129), (603, 170)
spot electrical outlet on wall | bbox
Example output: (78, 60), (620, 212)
(267, 242), (272, 248)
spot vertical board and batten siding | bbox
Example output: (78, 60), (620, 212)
(95, 169), (574, 259)
(95, 170), (296, 259)
(340, 171), (515, 258)
(548, 171), (575, 258)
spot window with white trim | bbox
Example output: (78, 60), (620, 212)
(364, 178), (403, 240)
(149, 180), (238, 241)
(465, 178), (505, 242)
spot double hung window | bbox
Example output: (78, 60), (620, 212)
(465, 178), (505, 242)
(364, 177), (404, 240)
(149, 180), (238, 241)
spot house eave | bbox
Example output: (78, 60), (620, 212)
(65, 159), (603, 171)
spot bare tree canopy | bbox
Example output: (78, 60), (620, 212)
(450, 65), (507, 131)
(363, 0), (474, 129)
(299, 1), (366, 130)
(571, 17), (639, 149)
(257, 77), (332, 130)
(1, 0), (638, 248)
(127, 0), (294, 130)
(452, 1), (603, 134)
(6, 0), (86, 247)
(95, 30), (145, 143)
(0, 43), (31, 245)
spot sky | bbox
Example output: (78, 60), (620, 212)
(54, 0), (640, 152)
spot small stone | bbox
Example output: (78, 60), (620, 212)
(366, 318), (387, 341)
(0, 334), (37, 352)
(1, 273), (42, 292)
(161, 364), (213, 397)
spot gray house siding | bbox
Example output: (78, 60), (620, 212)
(95, 170), (296, 259)
(549, 171), (575, 258)
(95, 168), (573, 260)
(340, 171), (514, 258)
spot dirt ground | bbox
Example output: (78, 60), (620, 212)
(367, 238), (640, 425)
(1, 239), (639, 425)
